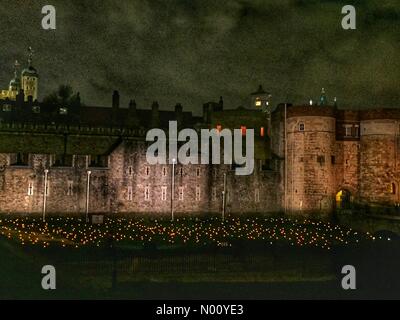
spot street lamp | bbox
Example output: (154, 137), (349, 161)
(42, 169), (49, 222)
(86, 170), (91, 223)
(222, 172), (227, 221)
(171, 158), (176, 221)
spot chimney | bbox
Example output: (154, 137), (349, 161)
(175, 103), (183, 127)
(129, 99), (136, 112)
(112, 90), (120, 109)
(127, 99), (138, 127)
(151, 101), (159, 127)
(202, 102), (211, 124)
(219, 96), (224, 111)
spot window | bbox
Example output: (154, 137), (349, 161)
(127, 186), (133, 201)
(10, 153), (29, 166)
(260, 127), (265, 137)
(255, 98), (262, 107)
(317, 155), (325, 165)
(241, 126), (247, 136)
(161, 186), (167, 201)
(52, 154), (73, 167)
(162, 167), (167, 177)
(389, 183), (396, 195)
(179, 186), (184, 201)
(216, 124), (222, 132)
(259, 159), (271, 171)
(145, 166), (150, 176)
(299, 123), (305, 131)
(212, 187), (217, 201)
(255, 188), (260, 202)
(196, 168), (200, 177)
(179, 167), (183, 177)
(67, 181), (74, 196)
(89, 155), (109, 168)
(345, 126), (352, 137)
(354, 125), (360, 137)
(195, 186), (201, 201)
(59, 107), (68, 115)
(331, 156), (336, 165)
(128, 166), (133, 176)
(27, 182), (34, 196)
(144, 186), (150, 201)
(32, 106), (40, 113)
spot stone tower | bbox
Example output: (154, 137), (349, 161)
(285, 102), (337, 215)
(250, 85), (271, 111)
(359, 110), (400, 206)
(21, 47), (39, 101)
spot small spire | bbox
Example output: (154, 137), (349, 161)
(27, 46), (34, 66)
(319, 87), (327, 106)
(14, 60), (20, 78)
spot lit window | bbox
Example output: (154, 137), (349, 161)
(179, 186), (184, 201)
(195, 186), (201, 201)
(27, 182), (34, 196)
(241, 126), (247, 136)
(67, 181), (74, 196)
(345, 126), (352, 137)
(59, 107), (68, 115)
(389, 183), (396, 195)
(260, 127), (265, 137)
(255, 99), (262, 107)
(161, 186), (167, 201)
(299, 123), (305, 131)
(127, 186), (133, 201)
(144, 186), (150, 201)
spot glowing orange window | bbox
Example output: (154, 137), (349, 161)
(241, 126), (247, 136)
(260, 127), (265, 137)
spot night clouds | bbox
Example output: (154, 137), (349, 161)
(0, 0), (398, 113)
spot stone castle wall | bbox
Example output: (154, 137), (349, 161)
(0, 139), (282, 216)
(1, 104), (400, 217)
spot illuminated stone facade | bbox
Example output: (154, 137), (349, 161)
(0, 76), (399, 217)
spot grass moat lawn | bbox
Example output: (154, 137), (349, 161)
(0, 216), (398, 299)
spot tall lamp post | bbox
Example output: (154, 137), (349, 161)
(171, 158), (176, 221)
(42, 169), (49, 222)
(86, 170), (91, 223)
(222, 172), (227, 221)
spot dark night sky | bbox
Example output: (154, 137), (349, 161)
(0, 0), (399, 114)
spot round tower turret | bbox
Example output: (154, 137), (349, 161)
(285, 102), (336, 216)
